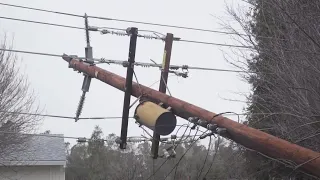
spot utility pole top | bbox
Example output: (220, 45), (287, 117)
(126, 27), (138, 35)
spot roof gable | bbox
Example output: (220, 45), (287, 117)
(0, 134), (66, 164)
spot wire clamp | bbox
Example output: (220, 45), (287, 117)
(207, 123), (218, 131)
(126, 27), (138, 36)
(181, 65), (189, 70)
(197, 119), (208, 126)
(122, 61), (129, 67)
(77, 137), (87, 143)
(216, 128), (227, 135)
(88, 26), (99, 31)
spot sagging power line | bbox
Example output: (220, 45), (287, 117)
(0, 130), (197, 145)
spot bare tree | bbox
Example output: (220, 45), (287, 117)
(0, 39), (41, 161)
(222, 0), (320, 179)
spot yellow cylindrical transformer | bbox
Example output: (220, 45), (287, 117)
(134, 101), (177, 135)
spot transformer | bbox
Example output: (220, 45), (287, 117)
(134, 100), (176, 135)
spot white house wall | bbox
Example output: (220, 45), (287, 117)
(0, 165), (65, 180)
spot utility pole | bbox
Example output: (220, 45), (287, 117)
(62, 56), (320, 177)
(119, 27), (138, 149)
(151, 33), (174, 159)
(75, 13), (93, 122)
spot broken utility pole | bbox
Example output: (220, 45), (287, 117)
(151, 33), (174, 159)
(119, 27), (138, 149)
(62, 56), (320, 177)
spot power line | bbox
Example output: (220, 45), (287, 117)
(143, 124), (199, 180)
(0, 2), (83, 18)
(0, 130), (196, 144)
(178, 39), (253, 49)
(89, 15), (246, 36)
(203, 135), (221, 179)
(96, 26), (253, 49)
(0, 110), (131, 120)
(0, 2), (245, 36)
(0, 48), (247, 73)
(0, 130), (84, 140)
(196, 136), (212, 180)
(0, 16), (163, 38)
(0, 130), (157, 143)
(0, 47), (123, 64)
(98, 26), (320, 55)
(162, 130), (210, 180)
(174, 125), (200, 179)
(0, 16), (84, 30)
(0, 47), (64, 58)
(0, 15), (253, 49)
(4, 1), (320, 47)
(145, 120), (209, 180)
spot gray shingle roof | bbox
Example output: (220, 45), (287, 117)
(0, 134), (66, 162)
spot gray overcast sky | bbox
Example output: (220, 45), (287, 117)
(0, 0), (250, 144)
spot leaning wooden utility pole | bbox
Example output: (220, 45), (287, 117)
(151, 33), (174, 159)
(62, 56), (320, 177)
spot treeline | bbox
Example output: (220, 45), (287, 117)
(224, 0), (320, 179)
(65, 126), (245, 180)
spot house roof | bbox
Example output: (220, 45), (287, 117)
(0, 134), (66, 166)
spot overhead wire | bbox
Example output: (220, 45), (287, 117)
(203, 135), (221, 179)
(0, 16), (131, 33)
(146, 119), (204, 180)
(89, 15), (246, 36)
(143, 123), (193, 180)
(200, 112), (240, 179)
(95, 26), (252, 48)
(0, 16), (84, 30)
(0, 130), (90, 140)
(3, 1), (320, 47)
(0, 48), (247, 73)
(0, 110), (132, 120)
(0, 2), (245, 36)
(159, 69), (173, 96)
(138, 124), (198, 146)
(196, 136), (212, 180)
(162, 130), (210, 180)
(0, 2), (83, 18)
(178, 39), (253, 49)
(173, 125), (201, 180)
(0, 47), (64, 58)
(0, 15), (255, 49)
(0, 129), (194, 145)
(145, 129), (209, 180)
(0, 130), (141, 145)
(6, 12), (315, 54)
(173, 122), (192, 146)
